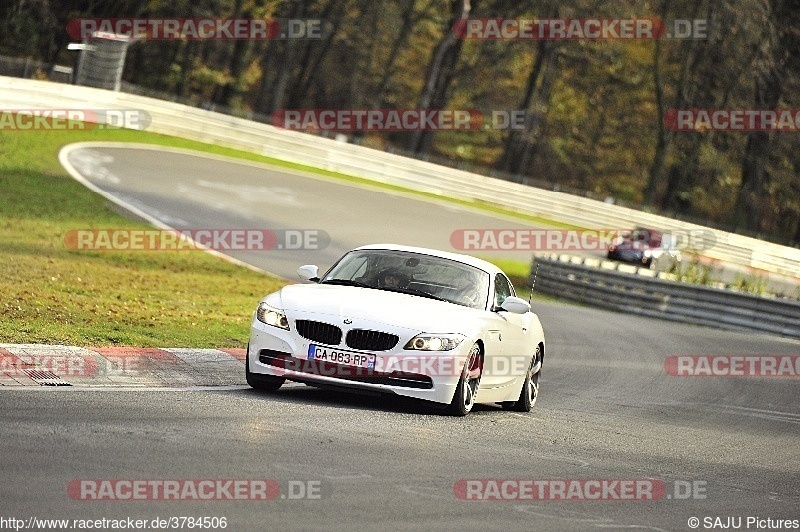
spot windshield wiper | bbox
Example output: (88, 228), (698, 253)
(320, 279), (372, 288)
(380, 287), (446, 302)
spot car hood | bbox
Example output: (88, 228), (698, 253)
(274, 283), (484, 333)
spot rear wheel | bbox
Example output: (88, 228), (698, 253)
(502, 344), (542, 412)
(446, 343), (482, 416)
(245, 345), (285, 392)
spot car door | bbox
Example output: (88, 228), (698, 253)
(481, 273), (528, 388)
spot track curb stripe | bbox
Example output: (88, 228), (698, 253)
(0, 345), (245, 387)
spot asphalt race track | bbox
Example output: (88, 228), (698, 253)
(61, 144), (548, 279)
(0, 144), (797, 530)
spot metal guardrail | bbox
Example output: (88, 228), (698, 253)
(531, 256), (800, 339)
(1, 76), (799, 282)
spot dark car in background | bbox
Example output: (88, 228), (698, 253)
(607, 228), (681, 269)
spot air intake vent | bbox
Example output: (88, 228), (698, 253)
(295, 320), (342, 346)
(346, 329), (399, 351)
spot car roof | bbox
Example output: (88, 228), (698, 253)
(353, 243), (503, 276)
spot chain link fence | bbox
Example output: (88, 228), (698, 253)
(0, 54), (73, 84)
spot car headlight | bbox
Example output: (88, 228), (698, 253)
(404, 334), (465, 351)
(256, 302), (289, 330)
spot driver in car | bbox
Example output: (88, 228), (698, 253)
(377, 268), (408, 289)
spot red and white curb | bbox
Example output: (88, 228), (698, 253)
(0, 344), (246, 387)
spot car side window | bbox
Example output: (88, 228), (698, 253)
(494, 274), (513, 308)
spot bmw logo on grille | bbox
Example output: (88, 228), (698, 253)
(343, 318), (353, 324)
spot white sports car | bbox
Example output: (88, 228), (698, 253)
(246, 244), (545, 415)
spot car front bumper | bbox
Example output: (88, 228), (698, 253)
(248, 319), (470, 405)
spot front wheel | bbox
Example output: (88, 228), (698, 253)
(502, 344), (542, 412)
(245, 346), (285, 392)
(446, 343), (482, 416)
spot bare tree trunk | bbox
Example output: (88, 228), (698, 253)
(660, 1), (734, 213)
(733, 0), (799, 232)
(643, 0), (669, 206)
(497, 39), (555, 175)
(371, 0), (429, 108)
(269, 0), (305, 114)
(216, 0), (250, 106)
(287, 0), (344, 109)
(644, 0), (707, 208)
(176, 41), (194, 97)
(407, 0), (471, 154)
(254, 41), (278, 113)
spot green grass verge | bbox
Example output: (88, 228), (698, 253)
(0, 129), (285, 347)
(0, 126), (566, 346)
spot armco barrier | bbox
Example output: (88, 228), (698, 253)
(1, 76), (799, 281)
(531, 256), (800, 339)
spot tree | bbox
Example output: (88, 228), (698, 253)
(733, 0), (800, 234)
(407, 0), (471, 155)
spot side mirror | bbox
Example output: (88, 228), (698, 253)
(499, 296), (530, 314)
(297, 264), (319, 282)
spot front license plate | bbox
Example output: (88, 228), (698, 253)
(308, 345), (376, 369)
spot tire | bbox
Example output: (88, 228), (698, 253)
(446, 343), (482, 417)
(502, 344), (542, 412)
(245, 345), (285, 392)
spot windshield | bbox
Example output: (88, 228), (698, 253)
(321, 250), (490, 310)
